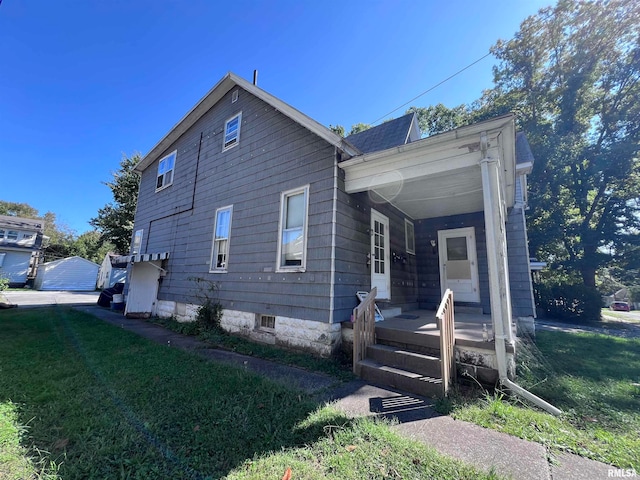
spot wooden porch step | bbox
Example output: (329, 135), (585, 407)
(375, 326), (441, 356)
(366, 344), (442, 379)
(358, 359), (443, 398)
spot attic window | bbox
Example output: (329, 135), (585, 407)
(231, 90), (239, 103)
(156, 150), (176, 191)
(223, 112), (242, 151)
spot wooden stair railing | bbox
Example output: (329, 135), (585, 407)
(436, 288), (456, 396)
(352, 287), (377, 375)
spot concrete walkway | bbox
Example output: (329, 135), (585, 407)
(73, 305), (615, 480)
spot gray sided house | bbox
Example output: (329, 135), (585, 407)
(0, 215), (47, 287)
(120, 72), (536, 367)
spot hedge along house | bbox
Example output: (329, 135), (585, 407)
(118, 72), (537, 396)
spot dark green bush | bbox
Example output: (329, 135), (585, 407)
(536, 282), (602, 322)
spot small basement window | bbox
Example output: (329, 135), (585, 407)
(223, 112), (242, 151)
(258, 314), (276, 330)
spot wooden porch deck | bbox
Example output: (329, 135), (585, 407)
(377, 309), (497, 350)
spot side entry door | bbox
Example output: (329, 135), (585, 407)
(437, 227), (480, 303)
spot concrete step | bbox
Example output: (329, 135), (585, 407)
(375, 326), (441, 355)
(358, 359), (443, 398)
(366, 344), (442, 379)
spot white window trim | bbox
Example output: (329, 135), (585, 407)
(222, 112), (242, 151)
(209, 205), (233, 273)
(276, 185), (309, 273)
(405, 219), (415, 255)
(156, 150), (177, 192)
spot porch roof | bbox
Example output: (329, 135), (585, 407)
(339, 114), (517, 220)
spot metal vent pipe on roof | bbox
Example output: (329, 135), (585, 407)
(253, 69), (258, 86)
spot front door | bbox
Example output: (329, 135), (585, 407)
(438, 227), (480, 303)
(371, 209), (390, 300)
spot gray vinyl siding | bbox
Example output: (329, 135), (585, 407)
(416, 212), (491, 314)
(332, 188), (419, 322)
(133, 87), (336, 323)
(506, 206), (536, 317)
(414, 209), (535, 318)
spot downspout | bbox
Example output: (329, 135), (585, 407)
(479, 133), (562, 416)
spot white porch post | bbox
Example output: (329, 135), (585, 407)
(480, 135), (514, 345)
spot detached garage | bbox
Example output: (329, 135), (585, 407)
(34, 256), (99, 291)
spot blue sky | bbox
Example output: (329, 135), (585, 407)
(0, 0), (551, 234)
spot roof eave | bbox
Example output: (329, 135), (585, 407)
(134, 72), (360, 173)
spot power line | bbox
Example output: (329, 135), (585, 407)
(370, 51), (494, 126)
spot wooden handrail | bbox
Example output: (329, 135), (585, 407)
(352, 287), (377, 375)
(436, 289), (456, 396)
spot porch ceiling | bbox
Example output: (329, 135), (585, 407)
(340, 115), (516, 220)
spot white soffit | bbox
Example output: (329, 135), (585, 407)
(342, 115), (516, 219)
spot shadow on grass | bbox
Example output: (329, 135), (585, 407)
(0, 308), (354, 479)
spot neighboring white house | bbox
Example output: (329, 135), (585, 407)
(0, 215), (47, 287)
(34, 256), (99, 291)
(97, 253), (127, 289)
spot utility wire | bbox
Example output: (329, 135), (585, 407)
(370, 51), (494, 126)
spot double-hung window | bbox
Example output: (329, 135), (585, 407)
(223, 112), (242, 151)
(156, 150), (176, 191)
(210, 206), (232, 272)
(278, 186), (309, 271)
(6, 230), (18, 241)
(405, 219), (415, 255)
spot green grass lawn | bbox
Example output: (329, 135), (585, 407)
(0, 308), (501, 479)
(445, 329), (640, 469)
(601, 308), (640, 324)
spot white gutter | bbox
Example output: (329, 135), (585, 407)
(480, 141), (562, 416)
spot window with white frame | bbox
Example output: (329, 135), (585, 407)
(210, 206), (232, 272)
(223, 112), (242, 151)
(0, 229), (4, 239)
(132, 229), (143, 254)
(6, 231), (18, 242)
(405, 219), (415, 255)
(278, 186), (309, 270)
(156, 150), (176, 190)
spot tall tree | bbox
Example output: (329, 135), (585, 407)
(0, 201), (39, 218)
(90, 153), (141, 254)
(479, 0), (640, 287)
(349, 123), (372, 135)
(71, 231), (115, 264)
(407, 104), (472, 137)
(329, 124), (345, 137)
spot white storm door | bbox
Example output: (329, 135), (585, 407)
(438, 227), (480, 303)
(371, 209), (391, 300)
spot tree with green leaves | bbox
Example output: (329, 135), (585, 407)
(0, 201), (39, 218)
(329, 124), (345, 137)
(406, 104), (472, 137)
(349, 123), (372, 135)
(477, 0), (640, 287)
(90, 153), (141, 254)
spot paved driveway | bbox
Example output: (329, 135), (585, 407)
(1, 290), (99, 307)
